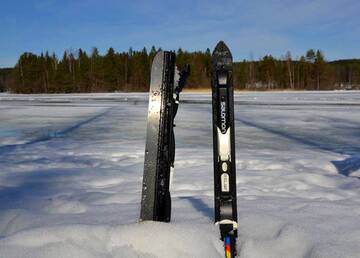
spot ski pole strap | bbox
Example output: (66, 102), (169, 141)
(218, 220), (238, 258)
(224, 235), (236, 258)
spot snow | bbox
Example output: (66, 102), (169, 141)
(0, 91), (359, 258)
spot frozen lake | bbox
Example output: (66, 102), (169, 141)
(0, 91), (359, 258)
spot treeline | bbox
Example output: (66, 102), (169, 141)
(3, 47), (360, 93)
(8, 47), (211, 93)
(234, 50), (360, 90)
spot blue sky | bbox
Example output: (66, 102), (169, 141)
(1, 0), (359, 67)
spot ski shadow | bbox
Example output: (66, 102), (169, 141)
(235, 117), (360, 178)
(179, 196), (213, 220)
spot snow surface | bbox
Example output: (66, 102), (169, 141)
(0, 91), (359, 258)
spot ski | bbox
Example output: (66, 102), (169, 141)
(211, 41), (238, 258)
(140, 51), (189, 222)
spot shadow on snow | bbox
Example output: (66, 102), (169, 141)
(235, 116), (360, 178)
(179, 196), (213, 220)
(0, 108), (112, 154)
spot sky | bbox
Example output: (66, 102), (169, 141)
(0, 0), (359, 67)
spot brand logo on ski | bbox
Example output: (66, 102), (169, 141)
(220, 101), (227, 133)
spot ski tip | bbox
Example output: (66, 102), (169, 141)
(212, 41), (233, 67)
(151, 51), (165, 71)
(153, 50), (164, 61)
(214, 41), (231, 53)
(213, 41), (233, 62)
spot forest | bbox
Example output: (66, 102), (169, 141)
(1, 47), (360, 93)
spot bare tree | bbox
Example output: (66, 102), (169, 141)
(285, 51), (294, 89)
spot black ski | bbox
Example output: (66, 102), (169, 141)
(140, 51), (189, 222)
(211, 41), (238, 258)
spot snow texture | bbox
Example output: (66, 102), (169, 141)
(0, 91), (359, 258)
